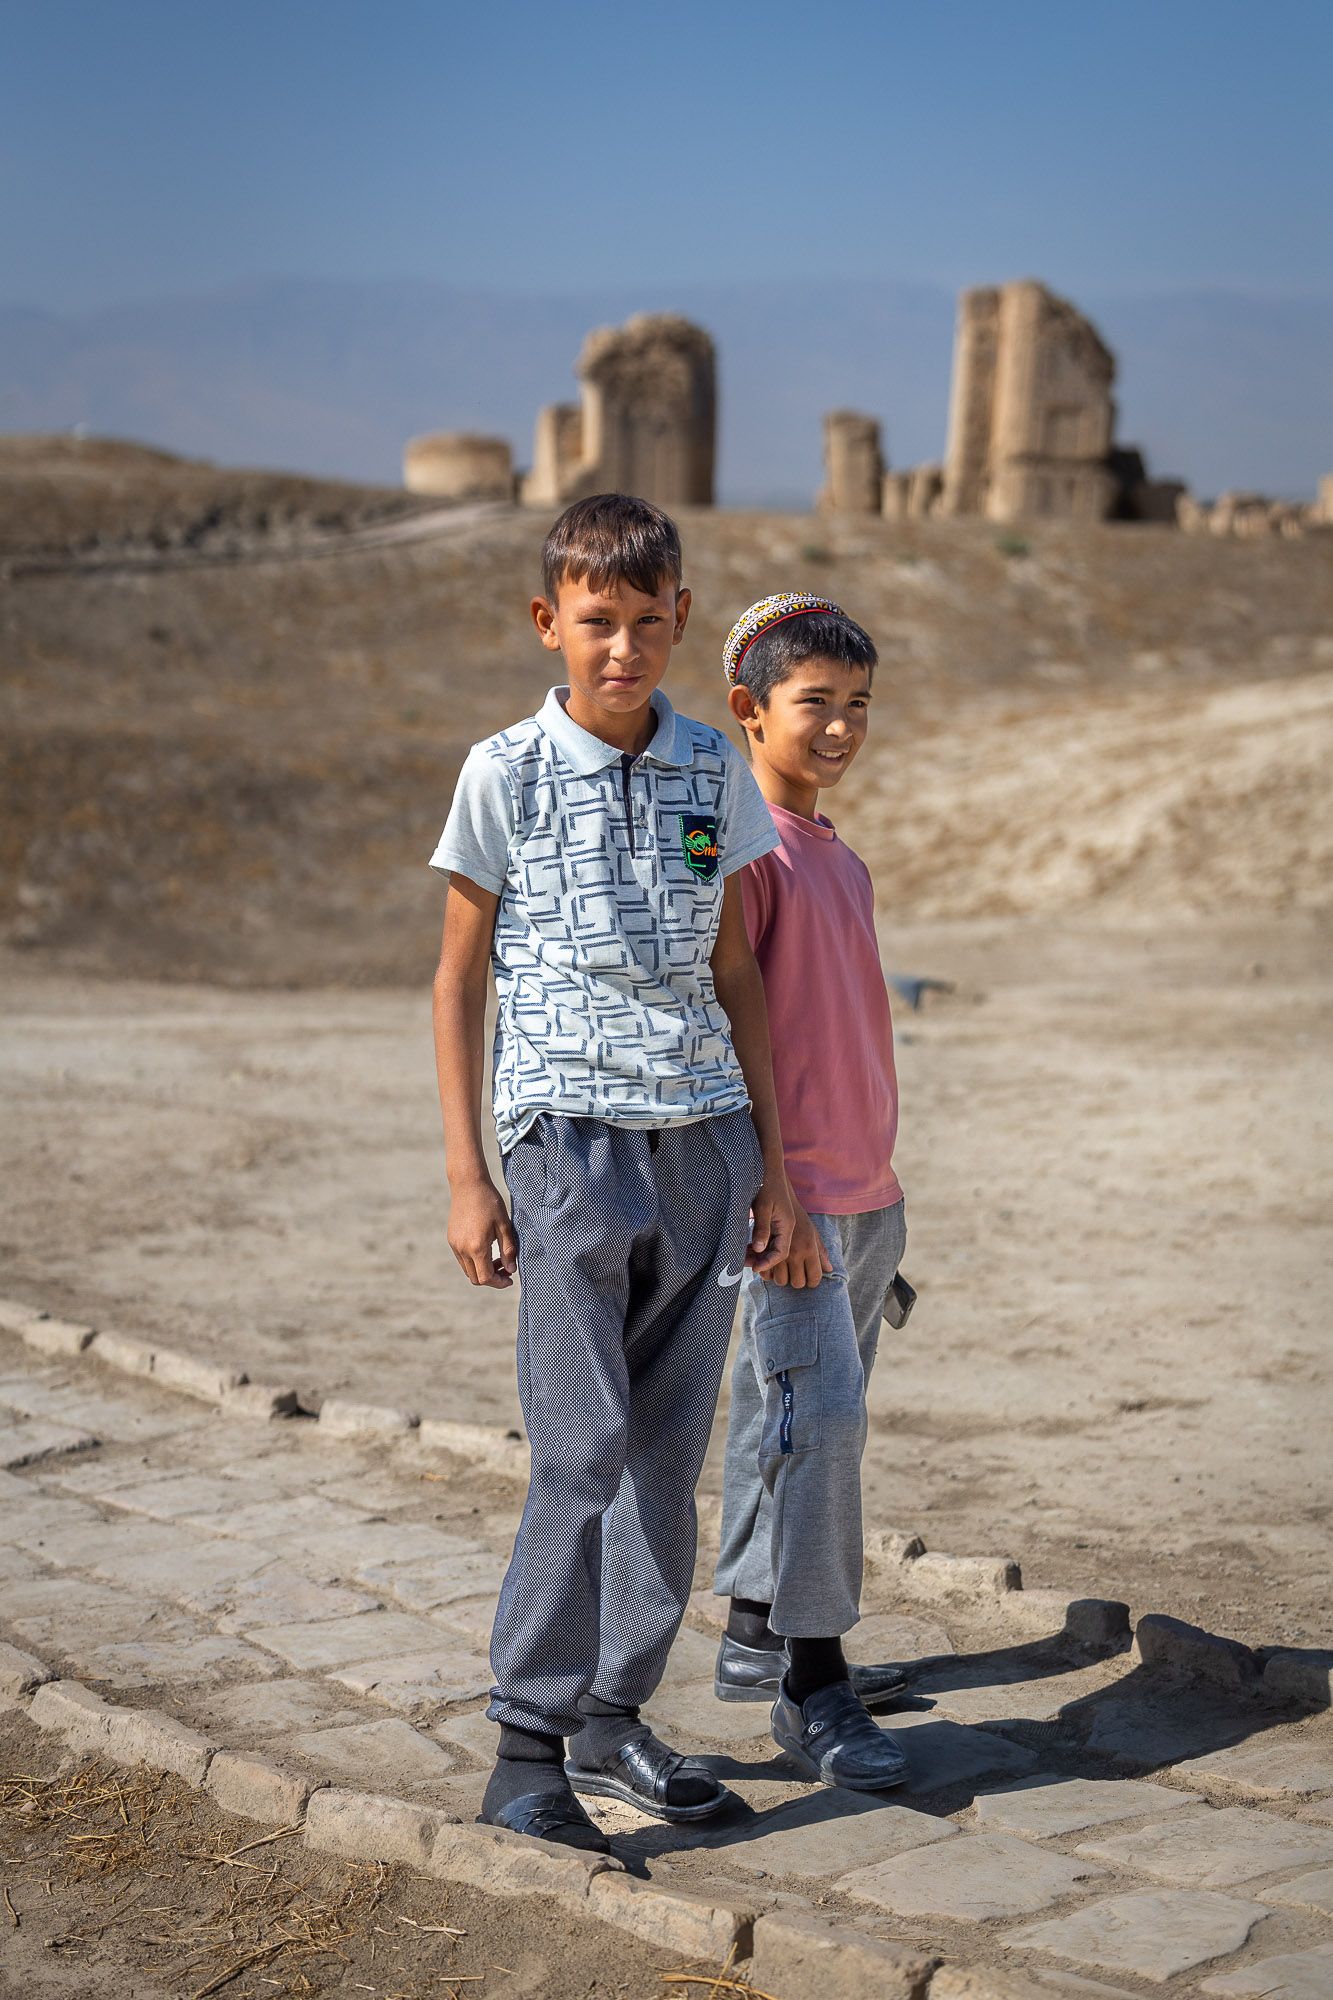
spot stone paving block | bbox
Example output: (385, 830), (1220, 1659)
(0, 1493), (99, 1549)
(149, 1347), (247, 1401)
(304, 1786), (452, 1865)
(214, 1568), (381, 1634)
(356, 1550), (507, 1611)
(428, 1819), (614, 1906)
(317, 1398), (419, 1439)
(0, 1297), (42, 1332)
(330, 1645), (492, 1712)
(425, 1596), (495, 1648)
(1076, 1804), (1333, 1887)
(0, 1418), (97, 1469)
(867, 1709), (1038, 1792)
(249, 1609), (445, 1670)
(1263, 1651), (1333, 1710)
(6, 1577), (196, 1652)
(84, 1634), (277, 1687)
(21, 1317), (96, 1358)
(899, 1551), (1022, 1602)
(586, 1871), (751, 1957)
(97, 1537), (275, 1603)
(648, 1681), (780, 1745)
(1200, 1943), (1333, 1997)
(0, 1639), (54, 1699)
(656, 1625), (722, 1688)
(415, 1419), (528, 1481)
(205, 1750), (311, 1825)
(0, 1546), (42, 1585)
(921, 1661), (1129, 1727)
(1007, 1887), (1268, 1982)
(854, 1609), (956, 1660)
(92, 1330), (156, 1377)
(1083, 1687), (1252, 1770)
(863, 1526), (927, 1569)
(995, 1590), (1131, 1651)
(686, 1587), (725, 1633)
(1174, 1736), (1333, 1801)
(97, 1471), (279, 1522)
(286, 1718), (461, 1794)
(932, 1971), (1140, 2000)
(1260, 1864), (1333, 1915)
(220, 1382), (302, 1421)
(722, 1791), (957, 1881)
(431, 1706), (497, 1766)
(748, 1909), (939, 2000)
(839, 1829), (1103, 1921)
(975, 1775), (1202, 1838)
(1135, 1614), (1260, 1691)
(104, 1706), (215, 1784)
(312, 1521), (487, 1578)
(189, 1493), (370, 1546)
(29, 1678), (116, 1754)
(34, 1517), (185, 1572)
(195, 1677), (366, 1739)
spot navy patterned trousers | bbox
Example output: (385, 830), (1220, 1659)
(489, 1110), (763, 1736)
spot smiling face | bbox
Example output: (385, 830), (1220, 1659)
(532, 571), (691, 751)
(728, 654), (872, 819)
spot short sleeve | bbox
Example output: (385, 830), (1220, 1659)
(739, 853), (775, 951)
(719, 739), (779, 877)
(428, 746), (516, 894)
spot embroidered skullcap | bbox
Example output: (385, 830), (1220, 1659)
(722, 591), (847, 684)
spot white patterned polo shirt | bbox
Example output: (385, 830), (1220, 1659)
(430, 686), (779, 1155)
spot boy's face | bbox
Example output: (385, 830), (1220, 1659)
(532, 572), (691, 730)
(730, 655), (872, 797)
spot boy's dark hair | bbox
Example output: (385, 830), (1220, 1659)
(737, 610), (877, 707)
(541, 493), (683, 604)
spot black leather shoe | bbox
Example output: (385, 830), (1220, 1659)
(770, 1676), (909, 1791)
(482, 1788), (611, 1852)
(566, 1730), (730, 1822)
(714, 1633), (908, 1710)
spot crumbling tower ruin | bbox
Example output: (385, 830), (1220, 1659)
(941, 281), (1117, 523)
(818, 412), (885, 514)
(522, 313), (716, 509)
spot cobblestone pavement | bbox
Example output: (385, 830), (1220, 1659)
(3, 1324), (1332, 1998)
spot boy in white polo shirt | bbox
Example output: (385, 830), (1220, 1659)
(430, 495), (796, 1850)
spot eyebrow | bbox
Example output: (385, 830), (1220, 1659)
(795, 682), (872, 695)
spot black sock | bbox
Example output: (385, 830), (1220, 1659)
(481, 1722), (568, 1822)
(727, 1596), (780, 1651)
(786, 1636), (848, 1705)
(573, 1695), (715, 1808)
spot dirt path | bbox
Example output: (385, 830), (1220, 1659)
(1, 910), (1328, 1648)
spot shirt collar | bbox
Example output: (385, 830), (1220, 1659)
(538, 686), (692, 774)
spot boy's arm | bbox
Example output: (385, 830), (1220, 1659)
(433, 873), (517, 1289)
(710, 871), (797, 1276)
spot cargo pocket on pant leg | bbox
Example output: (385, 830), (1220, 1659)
(756, 1309), (822, 1473)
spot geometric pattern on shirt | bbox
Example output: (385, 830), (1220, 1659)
(474, 713), (754, 1152)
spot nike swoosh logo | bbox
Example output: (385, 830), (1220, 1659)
(716, 1267), (745, 1288)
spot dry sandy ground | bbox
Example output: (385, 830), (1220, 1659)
(3, 906), (1328, 1654)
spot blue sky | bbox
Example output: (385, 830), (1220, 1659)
(4, 0), (1329, 313)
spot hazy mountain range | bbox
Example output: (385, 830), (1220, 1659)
(2, 277), (1329, 507)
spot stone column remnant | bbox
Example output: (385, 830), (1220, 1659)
(522, 313), (716, 509)
(818, 412), (885, 514)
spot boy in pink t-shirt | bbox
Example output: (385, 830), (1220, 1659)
(712, 592), (913, 1793)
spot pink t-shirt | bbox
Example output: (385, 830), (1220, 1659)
(742, 802), (901, 1217)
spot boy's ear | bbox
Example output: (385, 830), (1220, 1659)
(672, 585), (692, 643)
(531, 596), (563, 652)
(728, 682), (762, 736)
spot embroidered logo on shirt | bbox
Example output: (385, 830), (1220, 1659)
(680, 814), (719, 882)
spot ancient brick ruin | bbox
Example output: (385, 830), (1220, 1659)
(403, 432), (514, 502)
(521, 313), (716, 510)
(818, 412), (885, 515)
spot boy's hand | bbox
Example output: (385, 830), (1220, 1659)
(765, 1198), (834, 1290)
(448, 1175), (519, 1288)
(747, 1168), (798, 1277)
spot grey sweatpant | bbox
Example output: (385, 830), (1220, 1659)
(713, 1201), (906, 1638)
(489, 1109), (762, 1736)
